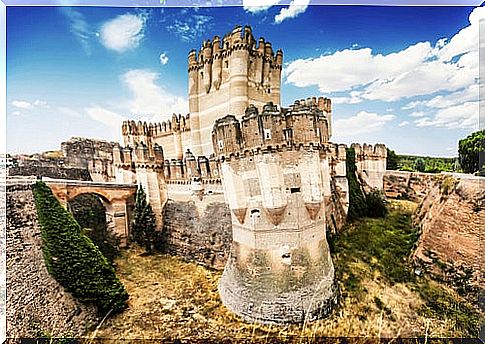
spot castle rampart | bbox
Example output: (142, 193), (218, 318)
(351, 143), (387, 190)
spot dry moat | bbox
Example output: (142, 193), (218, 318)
(88, 201), (480, 341)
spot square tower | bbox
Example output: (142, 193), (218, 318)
(188, 25), (283, 157)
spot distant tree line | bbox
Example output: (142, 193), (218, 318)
(386, 130), (484, 174)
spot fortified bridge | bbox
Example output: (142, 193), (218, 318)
(42, 178), (137, 244)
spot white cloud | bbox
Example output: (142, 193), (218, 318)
(85, 106), (126, 140)
(121, 69), (188, 118)
(243, 0), (281, 13)
(159, 52), (169, 65)
(401, 100), (425, 110)
(60, 7), (92, 54)
(422, 84), (478, 109)
(100, 13), (146, 53)
(409, 111), (426, 118)
(12, 99), (49, 110)
(11, 101), (32, 109)
(274, 0), (310, 24)
(398, 121), (410, 127)
(414, 101), (478, 130)
(333, 111), (395, 136)
(165, 11), (213, 42)
(284, 7), (482, 103)
(11, 111), (21, 116)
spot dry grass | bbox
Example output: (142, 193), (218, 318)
(88, 201), (480, 342)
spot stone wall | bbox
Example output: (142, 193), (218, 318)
(162, 199), (232, 270)
(6, 184), (98, 338)
(383, 171), (439, 202)
(412, 175), (484, 290)
(8, 166), (92, 181)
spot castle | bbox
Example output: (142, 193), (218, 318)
(113, 25), (387, 324)
(7, 26), (387, 324)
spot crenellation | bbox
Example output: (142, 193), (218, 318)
(352, 142), (387, 190)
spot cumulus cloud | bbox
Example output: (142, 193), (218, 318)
(284, 7), (483, 105)
(398, 121), (410, 127)
(159, 52), (169, 65)
(333, 111), (395, 136)
(243, 0), (281, 13)
(100, 13), (147, 53)
(275, 0), (311, 24)
(11, 100), (49, 110)
(11, 100), (32, 109)
(413, 101), (478, 130)
(121, 69), (188, 118)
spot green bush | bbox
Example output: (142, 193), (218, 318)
(32, 181), (128, 315)
(414, 158), (426, 172)
(365, 189), (388, 218)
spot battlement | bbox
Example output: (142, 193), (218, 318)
(122, 114), (190, 140)
(212, 101), (331, 157)
(188, 25), (283, 73)
(351, 143), (387, 159)
(113, 142), (164, 169)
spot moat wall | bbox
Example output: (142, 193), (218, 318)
(6, 184), (98, 338)
(412, 175), (484, 289)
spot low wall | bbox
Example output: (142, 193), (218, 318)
(383, 170), (439, 202)
(8, 166), (92, 181)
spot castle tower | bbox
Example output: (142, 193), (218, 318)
(189, 26), (283, 157)
(212, 105), (337, 325)
(351, 143), (387, 191)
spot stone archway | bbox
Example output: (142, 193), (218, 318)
(45, 179), (137, 245)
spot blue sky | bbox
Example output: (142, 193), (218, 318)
(6, 4), (482, 156)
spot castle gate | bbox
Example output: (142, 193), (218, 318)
(44, 178), (137, 244)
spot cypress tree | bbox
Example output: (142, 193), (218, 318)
(32, 181), (128, 315)
(131, 186), (157, 254)
(346, 148), (368, 221)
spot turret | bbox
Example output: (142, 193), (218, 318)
(212, 115), (242, 157)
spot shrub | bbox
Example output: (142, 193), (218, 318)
(131, 186), (157, 254)
(414, 158), (426, 172)
(365, 189), (388, 218)
(32, 181), (128, 315)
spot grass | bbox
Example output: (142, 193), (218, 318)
(88, 200), (482, 341)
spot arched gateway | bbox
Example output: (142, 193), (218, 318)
(45, 178), (137, 245)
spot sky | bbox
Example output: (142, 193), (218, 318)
(6, 4), (483, 156)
